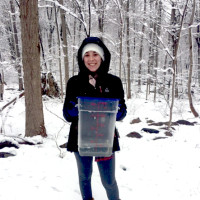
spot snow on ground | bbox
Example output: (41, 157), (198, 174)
(1, 87), (200, 200)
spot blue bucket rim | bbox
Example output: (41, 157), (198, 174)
(78, 96), (119, 102)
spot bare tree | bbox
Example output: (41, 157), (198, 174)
(112, 0), (124, 78)
(146, 1), (154, 101)
(1, 0), (200, 124)
(196, 0), (200, 87)
(46, 5), (55, 70)
(70, 0), (89, 37)
(153, 0), (162, 102)
(10, 0), (23, 91)
(126, 0), (131, 99)
(168, 0), (189, 129)
(59, 0), (70, 84)
(91, 0), (107, 38)
(20, 0), (47, 137)
(188, 0), (199, 117)
(138, 0), (147, 92)
(72, 6), (77, 76)
(54, 4), (64, 101)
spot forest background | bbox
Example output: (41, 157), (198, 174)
(0, 0), (200, 137)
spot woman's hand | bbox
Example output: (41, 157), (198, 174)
(63, 100), (78, 122)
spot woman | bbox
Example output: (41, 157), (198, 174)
(63, 37), (127, 200)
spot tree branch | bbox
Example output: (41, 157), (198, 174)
(0, 92), (25, 112)
(45, 0), (88, 36)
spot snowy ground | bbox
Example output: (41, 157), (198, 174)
(1, 86), (200, 200)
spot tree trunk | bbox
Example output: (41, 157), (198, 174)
(20, 0), (47, 137)
(117, 0), (123, 79)
(39, 27), (48, 71)
(59, 0), (69, 84)
(146, 0), (153, 100)
(98, 0), (105, 36)
(72, 9), (77, 76)
(138, 0), (146, 92)
(196, 0), (200, 87)
(168, 0), (189, 129)
(188, 0), (199, 117)
(72, 7), (77, 76)
(153, 1), (162, 102)
(55, 4), (64, 101)
(163, 33), (172, 103)
(6, 21), (16, 61)
(132, 0), (136, 97)
(10, 0), (23, 91)
(126, 0), (131, 99)
(91, 0), (105, 38)
(171, 2), (181, 99)
(119, 22), (123, 79)
(46, 6), (55, 70)
(152, 12), (157, 102)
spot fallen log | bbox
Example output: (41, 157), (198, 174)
(0, 140), (19, 149)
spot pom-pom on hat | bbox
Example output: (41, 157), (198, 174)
(82, 43), (105, 61)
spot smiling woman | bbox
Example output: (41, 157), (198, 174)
(63, 37), (127, 200)
(83, 51), (102, 72)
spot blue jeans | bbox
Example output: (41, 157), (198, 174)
(74, 152), (119, 200)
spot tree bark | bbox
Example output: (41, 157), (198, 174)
(59, 0), (69, 84)
(55, 4), (63, 101)
(146, 1), (154, 100)
(20, 0), (47, 137)
(168, 0), (189, 129)
(138, 0), (146, 92)
(91, 0), (106, 38)
(153, 1), (162, 102)
(196, 0), (200, 87)
(126, 0), (131, 99)
(72, 7), (77, 76)
(46, 6), (55, 70)
(188, 0), (199, 117)
(116, 0), (124, 79)
(10, 0), (23, 91)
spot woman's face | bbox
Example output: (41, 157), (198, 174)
(83, 51), (102, 72)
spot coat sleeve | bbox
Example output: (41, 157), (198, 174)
(63, 77), (79, 122)
(114, 76), (127, 121)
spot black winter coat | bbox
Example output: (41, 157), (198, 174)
(63, 37), (127, 153)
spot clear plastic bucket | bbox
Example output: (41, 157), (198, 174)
(78, 97), (119, 157)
